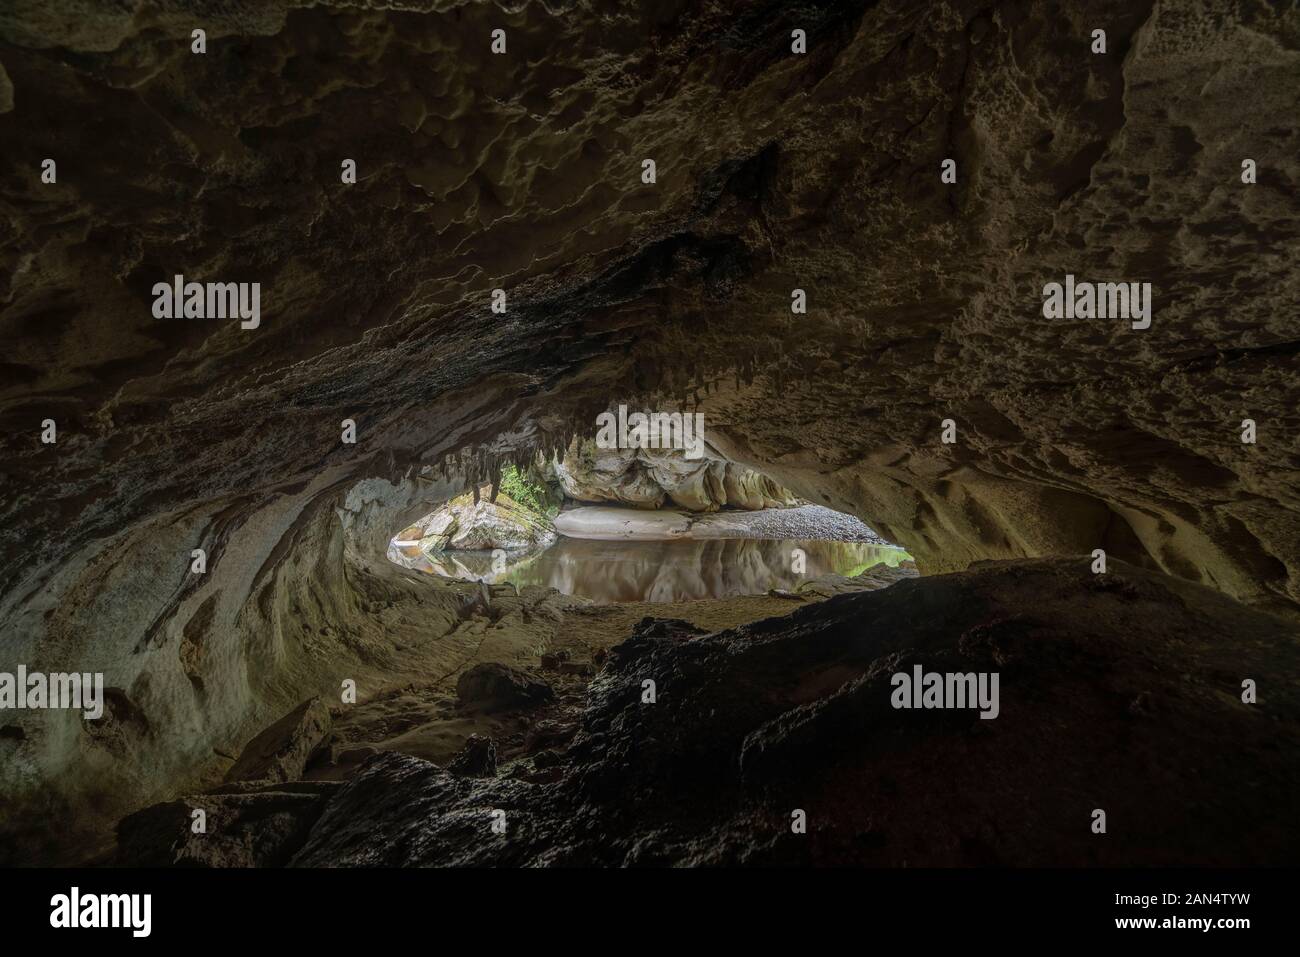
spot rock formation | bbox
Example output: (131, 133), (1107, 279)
(222, 697), (332, 785)
(456, 663), (555, 713)
(0, 0), (1298, 866)
(116, 560), (1300, 868)
(289, 561), (1299, 867)
(552, 441), (800, 511)
(406, 490), (557, 553)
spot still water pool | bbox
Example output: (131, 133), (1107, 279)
(393, 536), (911, 604)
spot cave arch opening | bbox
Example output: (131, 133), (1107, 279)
(386, 438), (913, 603)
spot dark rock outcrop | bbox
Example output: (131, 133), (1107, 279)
(116, 781), (340, 868)
(447, 734), (498, 778)
(456, 664), (555, 713)
(224, 697), (332, 785)
(290, 560), (1300, 867)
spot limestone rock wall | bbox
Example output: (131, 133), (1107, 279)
(551, 440), (800, 511)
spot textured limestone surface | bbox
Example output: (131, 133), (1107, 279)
(409, 491), (557, 552)
(1, 0), (1298, 863)
(552, 441), (800, 511)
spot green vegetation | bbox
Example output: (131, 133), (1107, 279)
(842, 545), (913, 578)
(499, 464), (561, 518)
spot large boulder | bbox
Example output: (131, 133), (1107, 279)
(456, 663), (554, 712)
(115, 781), (341, 867)
(415, 491), (556, 554)
(224, 697), (332, 785)
(553, 506), (695, 540)
(447, 734), (498, 777)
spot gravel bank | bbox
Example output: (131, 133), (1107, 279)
(555, 504), (892, 545)
(692, 504), (888, 544)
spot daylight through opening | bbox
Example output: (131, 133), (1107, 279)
(388, 437), (912, 603)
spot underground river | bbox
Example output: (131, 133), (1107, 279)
(393, 535), (912, 603)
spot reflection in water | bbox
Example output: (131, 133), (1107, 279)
(391, 536), (911, 604)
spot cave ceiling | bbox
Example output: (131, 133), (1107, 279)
(1, 0), (1298, 609)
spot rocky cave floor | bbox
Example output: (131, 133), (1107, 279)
(106, 559), (909, 867)
(110, 558), (1300, 868)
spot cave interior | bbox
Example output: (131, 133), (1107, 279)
(1, 0), (1298, 868)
